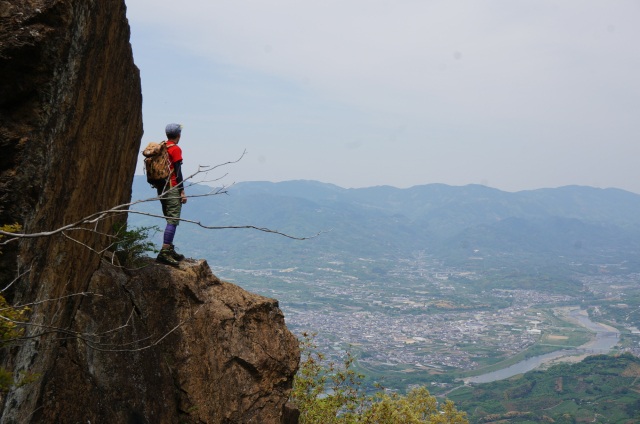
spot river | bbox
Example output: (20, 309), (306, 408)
(465, 308), (620, 384)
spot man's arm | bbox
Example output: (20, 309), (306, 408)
(173, 160), (187, 204)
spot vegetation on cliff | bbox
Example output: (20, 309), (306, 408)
(108, 222), (159, 267)
(291, 333), (468, 423)
(0, 224), (31, 391)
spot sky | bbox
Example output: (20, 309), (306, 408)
(124, 1), (640, 193)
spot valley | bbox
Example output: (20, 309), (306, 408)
(211, 252), (637, 392)
(130, 177), (640, 393)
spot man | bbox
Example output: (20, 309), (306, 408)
(156, 123), (188, 266)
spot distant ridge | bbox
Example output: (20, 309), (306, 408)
(131, 177), (640, 275)
(225, 179), (640, 230)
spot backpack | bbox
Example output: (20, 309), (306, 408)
(142, 141), (171, 188)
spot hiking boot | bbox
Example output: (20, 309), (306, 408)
(157, 248), (180, 267)
(169, 244), (185, 261)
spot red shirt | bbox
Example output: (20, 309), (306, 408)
(166, 141), (183, 187)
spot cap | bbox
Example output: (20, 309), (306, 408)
(165, 123), (183, 138)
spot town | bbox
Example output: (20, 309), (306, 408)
(211, 252), (613, 388)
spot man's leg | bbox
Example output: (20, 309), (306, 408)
(157, 189), (183, 266)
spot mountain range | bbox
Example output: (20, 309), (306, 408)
(130, 177), (640, 276)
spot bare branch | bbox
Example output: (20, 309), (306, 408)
(62, 232), (112, 255)
(80, 304), (206, 352)
(60, 232), (153, 271)
(1, 303), (206, 353)
(0, 292), (102, 312)
(0, 150), (315, 243)
(90, 308), (137, 337)
(0, 150), (317, 355)
(1, 266), (31, 293)
(186, 149), (247, 179)
(126, 209), (322, 240)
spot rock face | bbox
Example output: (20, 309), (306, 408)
(42, 258), (299, 423)
(0, 0), (144, 420)
(0, 0), (142, 297)
(0, 1), (300, 422)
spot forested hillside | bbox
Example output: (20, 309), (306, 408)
(448, 354), (640, 423)
(131, 178), (640, 286)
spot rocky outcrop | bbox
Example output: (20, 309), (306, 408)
(0, 0), (142, 296)
(39, 258), (299, 423)
(0, 0), (144, 420)
(0, 1), (300, 422)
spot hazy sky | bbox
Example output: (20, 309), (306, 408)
(125, 1), (640, 193)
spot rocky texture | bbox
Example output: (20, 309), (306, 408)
(0, 0), (142, 294)
(0, 1), (300, 422)
(0, 1), (143, 420)
(39, 259), (299, 423)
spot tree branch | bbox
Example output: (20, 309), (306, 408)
(0, 150), (316, 243)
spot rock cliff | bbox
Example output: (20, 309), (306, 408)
(43, 258), (299, 423)
(0, 1), (300, 422)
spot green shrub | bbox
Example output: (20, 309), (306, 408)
(290, 333), (468, 423)
(110, 222), (159, 267)
(0, 223), (35, 392)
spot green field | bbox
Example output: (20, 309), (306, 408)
(448, 353), (640, 423)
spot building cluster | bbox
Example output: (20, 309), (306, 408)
(217, 256), (582, 374)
